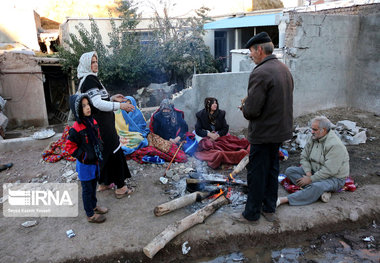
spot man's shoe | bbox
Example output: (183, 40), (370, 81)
(87, 214), (106, 223)
(276, 198), (281, 208)
(230, 213), (259, 225)
(320, 192), (331, 203)
(261, 212), (278, 222)
(93, 206), (108, 214)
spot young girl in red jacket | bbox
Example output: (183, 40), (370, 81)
(65, 94), (108, 223)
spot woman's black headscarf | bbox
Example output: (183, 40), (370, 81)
(204, 97), (219, 126)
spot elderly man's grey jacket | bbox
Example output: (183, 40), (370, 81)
(301, 129), (350, 182)
(242, 55), (294, 144)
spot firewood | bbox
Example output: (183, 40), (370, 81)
(186, 178), (248, 187)
(231, 153), (249, 176)
(154, 191), (209, 217)
(143, 195), (230, 259)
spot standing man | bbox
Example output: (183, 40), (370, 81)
(236, 32), (294, 223)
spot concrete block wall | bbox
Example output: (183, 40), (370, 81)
(172, 3), (380, 132)
(350, 12), (380, 112)
(172, 72), (250, 132)
(285, 14), (360, 117)
(0, 52), (48, 128)
(284, 3), (380, 116)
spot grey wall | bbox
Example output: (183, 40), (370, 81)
(0, 52), (48, 128)
(351, 13), (380, 112)
(285, 11), (380, 116)
(285, 14), (361, 117)
(173, 7), (380, 132)
(172, 72), (250, 132)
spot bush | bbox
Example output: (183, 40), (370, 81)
(57, 0), (218, 92)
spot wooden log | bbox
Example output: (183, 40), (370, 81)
(186, 178), (247, 187)
(231, 154), (249, 176)
(143, 195), (230, 259)
(154, 191), (210, 217)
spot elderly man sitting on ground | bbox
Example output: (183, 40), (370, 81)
(277, 116), (349, 207)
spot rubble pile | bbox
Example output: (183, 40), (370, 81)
(287, 120), (369, 150)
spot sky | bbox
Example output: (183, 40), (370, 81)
(7, 0), (255, 21)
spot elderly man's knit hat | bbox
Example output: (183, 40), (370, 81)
(245, 32), (272, 49)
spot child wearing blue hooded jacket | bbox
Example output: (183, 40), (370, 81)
(65, 94), (108, 223)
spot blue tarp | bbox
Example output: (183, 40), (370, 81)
(204, 13), (281, 30)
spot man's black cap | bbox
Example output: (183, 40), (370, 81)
(245, 32), (272, 49)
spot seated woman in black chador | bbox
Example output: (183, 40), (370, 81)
(150, 99), (188, 144)
(195, 97), (229, 141)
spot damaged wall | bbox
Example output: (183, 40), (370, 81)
(350, 12), (380, 112)
(0, 52), (48, 128)
(172, 72), (249, 131)
(284, 3), (380, 116)
(172, 3), (380, 132)
(0, 7), (40, 50)
(284, 14), (359, 117)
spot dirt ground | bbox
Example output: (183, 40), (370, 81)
(0, 107), (379, 262)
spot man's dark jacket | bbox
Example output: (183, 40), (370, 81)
(242, 54), (294, 144)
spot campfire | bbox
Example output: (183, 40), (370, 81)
(144, 172), (248, 259)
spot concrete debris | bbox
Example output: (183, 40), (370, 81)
(335, 120), (367, 145)
(183, 167), (195, 173)
(165, 170), (174, 178)
(293, 120), (367, 148)
(21, 220), (38, 228)
(62, 170), (75, 178)
(172, 174), (180, 182)
(181, 241), (191, 255)
(134, 82), (176, 108)
(362, 236), (375, 242)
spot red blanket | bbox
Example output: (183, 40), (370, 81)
(280, 175), (357, 193)
(42, 125), (76, 163)
(194, 135), (250, 169)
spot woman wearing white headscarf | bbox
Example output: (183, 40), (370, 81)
(77, 51), (135, 198)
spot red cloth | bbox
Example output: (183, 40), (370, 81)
(194, 135), (250, 169)
(42, 125), (76, 163)
(280, 176), (357, 193)
(126, 144), (187, 164)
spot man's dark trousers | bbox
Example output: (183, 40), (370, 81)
(243, 143), (280, 221)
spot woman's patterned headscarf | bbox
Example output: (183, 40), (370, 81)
(159, 99), (177, 127)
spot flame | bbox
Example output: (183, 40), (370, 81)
(209, 188), (224, 199)
(227, 173), (236, 183)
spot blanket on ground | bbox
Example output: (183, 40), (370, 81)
(42, 125), (76, 163)
(126, 133), (187, 163)
(194, 135), (250, 169)
(280, 174), (357, 193)
(115, 96), (149, 155)
(126, 145), (187, 164)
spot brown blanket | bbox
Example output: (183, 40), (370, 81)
(194, 135), (250, 169)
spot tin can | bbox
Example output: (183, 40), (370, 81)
(159, 177), (168, 184)
(66, 229), (76, 238)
